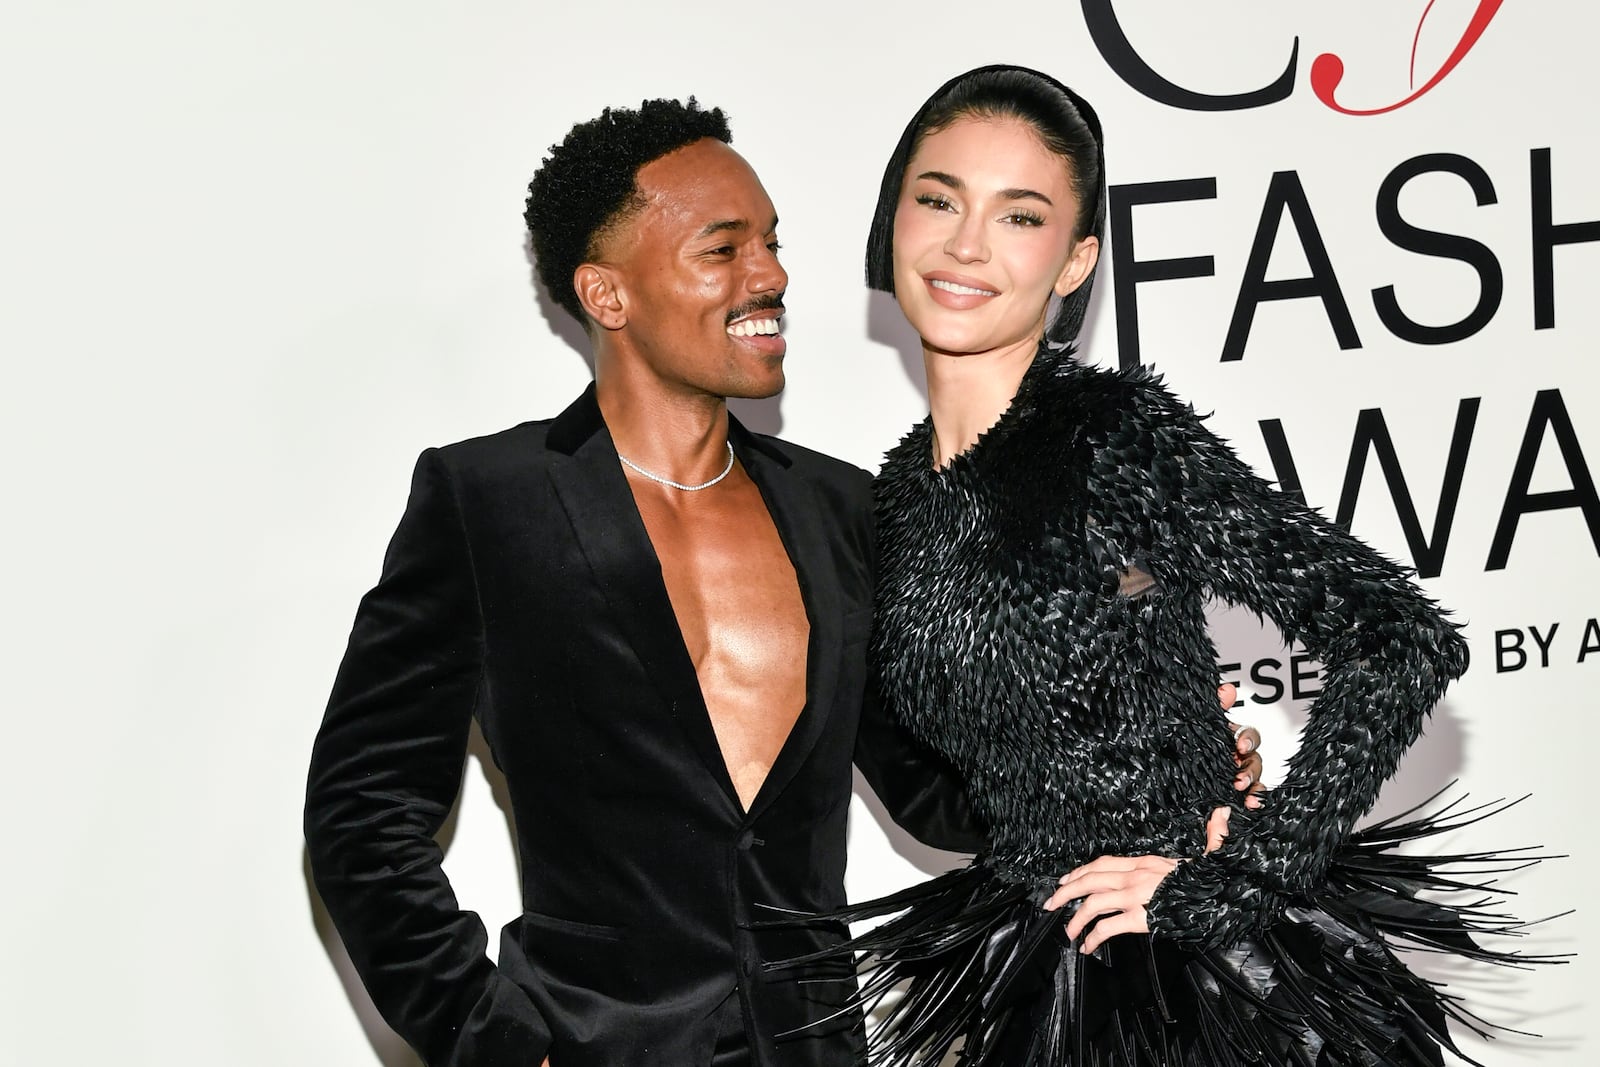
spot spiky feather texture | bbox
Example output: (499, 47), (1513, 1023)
(805, 344), (1555, 1065)
(873, 346), (1468, 940)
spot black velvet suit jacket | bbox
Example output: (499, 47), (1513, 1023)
(305, 386), (980, 1067)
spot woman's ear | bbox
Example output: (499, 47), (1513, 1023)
(1054, 235), (1100, 297)
(574, 263), (627, 331)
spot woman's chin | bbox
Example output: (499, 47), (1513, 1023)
(917, 327), (1033, 360)
(910, 318), (987, 355)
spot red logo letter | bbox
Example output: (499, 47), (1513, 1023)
(1311, 0), (1502, 116)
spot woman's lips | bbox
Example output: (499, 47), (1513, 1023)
(924, 272), (999, 309)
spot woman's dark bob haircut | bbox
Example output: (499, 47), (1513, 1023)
(866, 64), (1106, 346)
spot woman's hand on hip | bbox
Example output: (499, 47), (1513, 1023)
(1042, 686), (1258, 951)
(1042, 854), (1177, 952)
(1044, 798), (1236, 951)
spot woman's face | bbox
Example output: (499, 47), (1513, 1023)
(891, 115), (1098, 357)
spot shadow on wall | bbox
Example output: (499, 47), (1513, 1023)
(527, 234), (592, 375)
(851, 766), (970, 880)
(867, 289), (925, 401)
(303, 720), (518, 1067)
(303, 864), (423, 1067)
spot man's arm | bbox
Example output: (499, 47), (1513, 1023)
(853, 681), (989, 854)
(305, 449), (552, 1067)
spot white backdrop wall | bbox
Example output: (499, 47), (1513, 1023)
(4, 2), (1593, 1064)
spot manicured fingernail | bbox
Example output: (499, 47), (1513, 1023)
(1240, 737), (1255, 752)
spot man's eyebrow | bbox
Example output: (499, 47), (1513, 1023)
(696, 215), (781, 238)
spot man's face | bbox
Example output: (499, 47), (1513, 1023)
(599, 139), (788, 400)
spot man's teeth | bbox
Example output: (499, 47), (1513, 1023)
(727, 318), (781, 337)
(930, 278), (997, 297)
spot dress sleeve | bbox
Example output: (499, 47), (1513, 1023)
(848, 460), (988, 856)
(1113, 379), (1471, 951)
(304, 449), (552, 1066)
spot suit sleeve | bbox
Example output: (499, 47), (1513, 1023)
(304, 449), (552, 1066)
(1113, 380), (1470, 951)
(854, 679), (988, 854)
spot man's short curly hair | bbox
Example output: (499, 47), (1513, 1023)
(525, 98), (733, 325)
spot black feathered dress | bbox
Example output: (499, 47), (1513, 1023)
(778, 346), (1544, 1066)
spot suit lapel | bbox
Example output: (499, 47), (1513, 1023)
(543, 386), (743, 816)
(737, 426), (847, 822)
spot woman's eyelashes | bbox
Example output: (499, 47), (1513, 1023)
(1002, 209), (1046, 227)
(913, 192), (1046, 228)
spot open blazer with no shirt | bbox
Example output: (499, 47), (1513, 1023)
(304, 386), (981, 1067)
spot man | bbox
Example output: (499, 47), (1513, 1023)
(304, 98), (1260, 1067)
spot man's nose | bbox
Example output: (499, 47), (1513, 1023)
(748, 244), (787, 293)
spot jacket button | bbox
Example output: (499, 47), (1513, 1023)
(736, 830), (756, 851)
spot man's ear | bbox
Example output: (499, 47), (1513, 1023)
(574, 264), (626, 331)
(1054, 235), (1100, 298)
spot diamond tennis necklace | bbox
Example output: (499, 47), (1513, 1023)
(616, 441), (735, 491)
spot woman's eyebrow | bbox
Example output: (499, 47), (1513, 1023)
(999, 187), (1053, 205)
(915, 171), (1053, 206)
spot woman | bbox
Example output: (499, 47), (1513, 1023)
(778, 65), (1543, 1066)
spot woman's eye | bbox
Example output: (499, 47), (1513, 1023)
(915, 194), (955, 212)
(1003, 211), (1045, 227)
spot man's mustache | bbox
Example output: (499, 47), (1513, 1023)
(726, 295), (786, 325)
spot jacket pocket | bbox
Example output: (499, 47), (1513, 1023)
(521, 908), (626, 942)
